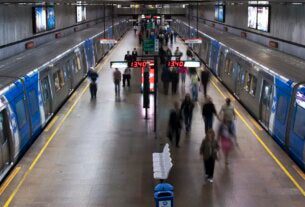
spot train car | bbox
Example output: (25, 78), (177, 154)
(0, 19), (130, 181)
(172, 19), (305, 170)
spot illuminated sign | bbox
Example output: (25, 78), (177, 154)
(131, 61), (149, 68)
(167, 60), (201, 68)
(131, 61), (155, 92)
(184, 38), (202, 44)
(100, 38), (118, 44)
(167, 61), (184, 67)
(110, 61), (128, 69)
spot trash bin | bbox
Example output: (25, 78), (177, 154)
(154, 191), (174, 207)
(154, 183), (174, 192)
(154, 183), (174, 207)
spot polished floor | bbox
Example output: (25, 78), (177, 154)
(1, 30), (305, 207)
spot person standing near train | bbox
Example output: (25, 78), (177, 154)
(219, 98), (237, 140)
(88, 67), (99, 99)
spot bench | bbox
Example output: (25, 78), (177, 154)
(152, 144), (173, 180)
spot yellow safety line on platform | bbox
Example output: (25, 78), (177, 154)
(4, 32), (120, 206)
(211, 80), (305, 197)
(293, 165), (305, 181)
(44, 116), (59, 132)
(0, 167), (21, 196)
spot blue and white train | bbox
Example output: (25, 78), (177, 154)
(0, 20), (131, 181)
(173, 19), (305, 170)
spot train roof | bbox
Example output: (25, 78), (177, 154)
(190, 22), (305, 84)
(0, 23), (108, 91)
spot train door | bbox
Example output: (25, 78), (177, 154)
(41, 76), (52, 119)
(210, 41), (220, 74)
(233, 63), (245, 96)
(288, 87), (305, 168)
(65, 60), (74, 91)
(260, 80), (273, 128)
(0, 110), (10, 173)
(217, 51), (225, 75)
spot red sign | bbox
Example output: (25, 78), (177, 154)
(131, 61), (149, 68)
(167, 61), (184, 68)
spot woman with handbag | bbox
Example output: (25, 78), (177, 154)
(217, 118), (234, 165)
(200, 129), (219, 183)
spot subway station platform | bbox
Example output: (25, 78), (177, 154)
(1, 30), (305, 207)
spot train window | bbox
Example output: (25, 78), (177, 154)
(244, 73), (257, 96)
(250, 76), (257, 95)
(0, 112), (6, 144)
(276, 96), (288, 123)
(15, 99), (27, 129)
(29, 90), (39, 114)
(53, 70), (65, 92)
(293, 105), (305, 139)
(76, 55), (82, 71)
(225, 59), (233, 75)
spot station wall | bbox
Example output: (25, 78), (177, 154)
(0, 4), (113, 60)
(187, 3), (305, 59)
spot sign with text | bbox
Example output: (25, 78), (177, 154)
(167, 60), (201, 68)
(184, 38), (202, 44)
(110, 61), (128, 69)
(100, 38), (117, 44)
(143, 39), (155, 52)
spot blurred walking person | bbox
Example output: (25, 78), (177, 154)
(200, 129), (219, 183)
(171, 67), (179, 95)
(190, 72), (200, 101)
(217, 118), (233, 165)
(201, 67), (210, 97)
(88, 67), (99, 99)
(219, 98), (237, 141)
(202, 96), (219, 133)
(181, 94), (194, 132)
(161, 65), (171, 95)
(113, 68), (122, 96)
(168, 102), (182, 148)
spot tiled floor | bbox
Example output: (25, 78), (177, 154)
(1, 30), (305, 207)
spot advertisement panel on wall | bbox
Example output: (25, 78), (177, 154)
(248, 6), (257, 29)
(248, 4), (270, 32)
(218, 6), (225, 22)
(257, 6), (269, 32)
(33, 7), (47, 33)
(46, 7), (56, 30)
(76, 5), (86, 22)
(214, 5), (225, 22)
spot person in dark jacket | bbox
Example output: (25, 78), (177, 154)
(161, 65), (171, 95)
(165, 33), (169, 45)
(181, 94), (195, 132)
(200, 129), (219, 183)
(168, 102), (182, 148)
(171, 67), (179, 95)
(186, 48), (193, 59)
(202, 96), (219, 133)
(166, 48), (172, 62)
(201, 68), (210, 97)
(170, 31), (174, 45)
(87, 68), (99, 99)
(124, 51), (133, 67)
(131, 48), (138, 62)
(159, 46), (166, 65)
